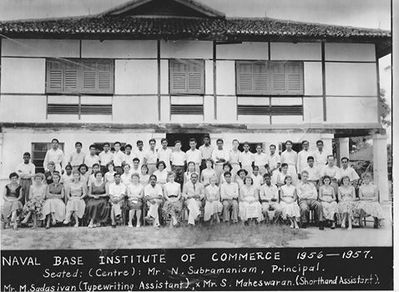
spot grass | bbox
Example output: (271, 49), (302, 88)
(1, 223), (309, 250)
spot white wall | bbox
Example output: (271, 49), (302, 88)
(0, 95), (47, 122)
(325, 43), (375, 61)
(160, 40), (212, 59)
(216, 42), (268, 59)
(326, 97), (378, 123)
(81, 40), (157, 58)
(113, 96), (158, 123)
(270, 42), (321, 60)
(115, 60), (158, 94)
(1, 39), (80, 57)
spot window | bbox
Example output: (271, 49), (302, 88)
(236, 61), (304, 95)
(169, 59), (205, 94)
(31, 142), (64, 173)
(46, 59), (114, 94)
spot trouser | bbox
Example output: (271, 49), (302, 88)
(299, 199), (324, 223)
(20, 178), (32, 205)
(172, 165), (185, 187)
(222, 199), (238, 222)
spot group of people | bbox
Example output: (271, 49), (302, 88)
(2, 137), (384, 230)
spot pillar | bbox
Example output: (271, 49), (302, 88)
(372, 134), (389, 203)
(338, 137), (350, 166)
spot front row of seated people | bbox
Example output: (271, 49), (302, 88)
(2, 166), (384, 230)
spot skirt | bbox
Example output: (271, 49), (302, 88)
(23, 197), (44, 218)
(66, 198), (86, 218)
(204, 200), (223, 221)
(162, 200), (183, 221)
(357, 201), (384, 219)
(41, 198), (66, 222)
(85, 198), (110, 223)
(280, 201), (300, 219)
(239, 201), (263, 221)
(338, 200), (357, 214)
(321, 201), (338, 221)
(2, 200), (23, 222)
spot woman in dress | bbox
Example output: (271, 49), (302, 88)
(238, 176), (263, 224)
(357, 173), (384, 228)
(184, 161), (198, 184)
(140, 164), (150, 186)
(64, 170), (87, 227)
(86, 171), (109, 228)
(219, 163), (232, 185)
(78, 164), (90, 189)
(21, 173), (46, 228)
(236, 169), (248, 189)
(126, 173), (144, 228)
(42, 171), (66, 229)
(338, 176), (356, 230)
(204, 176), (223, 224)
(279, 175), (300, 229)
(162, 172), (183, 227)
(104, 162), (115, 185)
(153, 161), (168, 185)
(2, 172), (23, 230)
(276, 163), (292, 187)
(318, 176), (338, 229)
(121, 164), (132, 186)
(200, 159), (216, 187)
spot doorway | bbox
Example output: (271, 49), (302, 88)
(166, 133), (209, 152)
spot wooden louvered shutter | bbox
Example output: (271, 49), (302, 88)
(46, 60), (64, 93)
(170, 60), (188, 93)
(187, 60), (204, 94)
(252, 62), (269, 94)
(170, 59), (204, 94)
(237, 62), (253, 94)
(64, 61), (79, 92)
(270, 62), (286, 94)
(237, 61), (269, 95)
(285, 62), (303, 94)
(97, 61), (113, 93)
(82, 61), (97, 93)
(81, 60), (114, 94)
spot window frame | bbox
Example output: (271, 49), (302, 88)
(169, 58), (205, 95)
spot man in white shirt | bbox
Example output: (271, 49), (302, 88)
(303, 156), (321, 186)
(313, 140), (329, 170)
(338, 157), (360, 185)
(99, 142), (114, 174)
(124, 144), (134, 169)
(16, 152), (36, 204)
(144, 139), (158, 175)
(239, 142), (254, 175)
(144, 175), (164, 228)
(296, 171), (324, 229)
(68, 142), (85, 171)
(112, 142), (126, 167)
(212, 139), (229, 179)
(84, 144), (100, 173)
(267, 144), (281, 177)
(108, 173), (127, 227)
(199, 135), (213, 172)
(134, 140), (145, 169)
(253, 144), (268, 175)
(170, 140), (186, 186)
(43, 138), (64, 172)
(297, 140), (312, 176)
(182, 172), (204, 226)
(229, 139), (241, 179)
(280, 140), (297, 179)
(158, 138), (172, 171)
(185, 138), (202, 173)
(220, 172), (239, 223)
(259, 173), (281, 223)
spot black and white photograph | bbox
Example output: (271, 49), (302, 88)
(0, 0), (394, 291)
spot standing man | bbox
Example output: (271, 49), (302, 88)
(170, 140), (186, 186)
(199, 135), (213, 172)
(296, 170), (325, 230)
(134, 140), (145, 168)
(15, 152), (35, 204)
(254, 144), (268, 175)
(266, 144), (281, 177)
(313, 140), (329, 170)
(239, 142), (254, 175)
(144, 139), (158, 175)
(124, 144), (134, 169)
(185, 138), (202, 173)
(212, 139), (230, 180)
(68, 142), (85, 171)
(43, 138), (64, 172)
(99, 142), (113, 175)
(297, 140), (312, 176)
(158, 138), (172, 171)
(338, 157), (360, 186)
(229, 139), (241, 180)
(220, 171), (239, 223)
(113, 142), (126, 167)
(84, 144), (100, 174)
(280, 140), (298, 179)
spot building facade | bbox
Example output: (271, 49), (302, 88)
(0, 0), (391, 200)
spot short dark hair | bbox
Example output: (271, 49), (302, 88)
(103, 142), (110, 147)
(125, 144), (132, 150)
(150, 174), (157, 180)
(223, 171), (232, 177)
(216, 138), (224, 144)
(203, 135), (210, 140)
(157, 161), (167, 169)
(222, 162), (232, 171)
(307, 156), (314, 161)
(302, 140), (309, 145)
(133, 157), (140, 162)
(89, 144), (96, 150)
(281, 163), (288, 168)
(316, 140), (324, 145)
(269, 144), (276, 149)
(78, 164), (88, 172)
(23, 152), (31, 157)
(174, 140), (181, 145)
(341, 157), (349, 162)
(114, 172), (121, 177)
(65, 164), (72, 170)
(243, 142), (250, 146)
(136, 140), (143, 145)
(285, 140), (293, 145)
(75, 142), (82, 147)
(114, 141), (121, 146)
(149, 138), (156, 144)
(51, 138), (59, 143)
(9, 172), (19, 179)
(263, 173), (271, 179)
(189, 138), (197, 143)
(161, 138), (168, 143)
(94, 171), (103, 177)
(92, 163), (100, 168)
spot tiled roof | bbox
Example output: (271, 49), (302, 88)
(0, 16), (391, 49)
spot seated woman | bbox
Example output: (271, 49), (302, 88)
(153, 161), (168, 185)
(2, 172), (23, 230)
(121, 164), (132, 186)
(163, 172), (183, 227)
(127, 173), (144, 228)
(204, 176), (223, 224)
(318, 175), (338, 229)
(259, 173), (282, 223)
(219, 163), (233, 185)
(22, 173), (46, 228)
(338, 176), (357, 230)
(357, 173), (384, 228)
(239, 176), (263, 225)
(279, 175), (300, 229)
(64, 170), (87, 227)
(104, 162), (115, 185)
(235, 169), (248, 189)
(200, 159), (216, 187)
(42, 171), (66, 229)
(276, 163), (292, 188)
(140, 164), (150, 186)
(78, 164), (90, 189)
(86, 171), (109, 228)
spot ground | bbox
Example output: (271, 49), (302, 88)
(1, 220), (392, 250)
